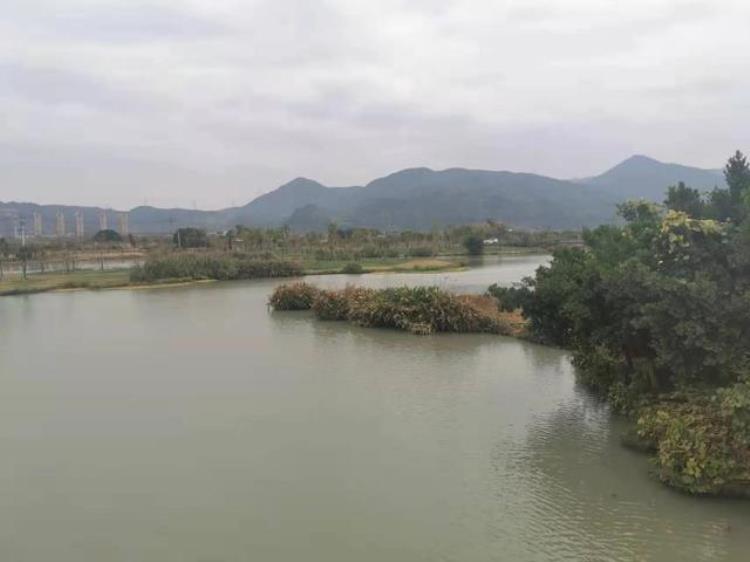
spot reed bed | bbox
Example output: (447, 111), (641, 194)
(269, 283), (524, 336)
(267, 282), (321, 310)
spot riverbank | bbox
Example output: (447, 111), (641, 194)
(0, 269), (225, 296)
(0, 256), (469, 297)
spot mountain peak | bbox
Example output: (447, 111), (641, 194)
(581, 154), (724, 199)
(620, 154), (661, 166)
(277, 177), (326, 192)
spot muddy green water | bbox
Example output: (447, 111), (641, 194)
(1, 256), (748, 561)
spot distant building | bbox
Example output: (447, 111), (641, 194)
(483, 238), (499, 245)
(118, 212), (129, 235)
(56, 211), (66, 237)
(0, 209), (19, 238)
(99, 210), (108, 231)
(33, 212), (43, 236)
(75, 210), (85, 239)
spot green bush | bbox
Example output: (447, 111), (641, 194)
(341, 262), (364, 274)
(487, 283), (531, 312)
(92, 229), (123, 243)
(173, 227), (208, 248)
(637, 389), (750, 495)
(463, 235), (484, 255)
(408, 246), (436, 258)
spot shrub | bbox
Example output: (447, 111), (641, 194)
(268, 283), (320, 310)
(463, 235), (484, 255)
(637, 389), (750, 496)
(341, 262), (364, 274)
(408, 246), (436, 258)
(92, 229), (123, 243)
(174, 227), (208, 248)
(487, 283), (532, 312)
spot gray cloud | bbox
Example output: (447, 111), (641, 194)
(1, 0), (749, 209)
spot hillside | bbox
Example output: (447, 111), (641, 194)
(0, 155), (730, 236)
(579, 154), (725, 200)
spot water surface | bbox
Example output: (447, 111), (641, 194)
(1, 255), (748, 561)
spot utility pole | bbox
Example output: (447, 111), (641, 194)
(19, 217), (28, 279)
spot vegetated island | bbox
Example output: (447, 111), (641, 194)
(269, 282), (527, 337)
(270, 151), (750, 499)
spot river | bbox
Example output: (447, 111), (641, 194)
(1, 255), (748, 561)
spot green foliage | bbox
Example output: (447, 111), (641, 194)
(131, 254), (302, 283)
(486, 283), (531, 312)
(725, 150), (750, 206)
(511, 247), (601, 346)
(341, 262), (364, 274)
(174, 227), (208, 249)
(15, 245), (35, 260)
(503, 151), (750, 495)
(92, 229), (123, 243)
(268, 282), (320, 310)
(408, 246), (436, 258)
(637, 390), (750, 495)
(664, 181), (706, 218)
(463, 235), (484, 255)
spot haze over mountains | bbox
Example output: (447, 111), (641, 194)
(0, 155), (727, 236)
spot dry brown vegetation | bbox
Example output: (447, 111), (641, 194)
(269, 283), (527, 337)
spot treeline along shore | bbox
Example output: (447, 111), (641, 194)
(0, 221), (574, 295)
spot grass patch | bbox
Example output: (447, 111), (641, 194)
(300, 257), (464, 275)
(130, 254), (302, 283)
(0, 269), (132, 296)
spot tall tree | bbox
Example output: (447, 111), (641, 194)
(724, 150), (750, 204)
(664, 181), (705, 218)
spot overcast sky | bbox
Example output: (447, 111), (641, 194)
(2, 0), (749, 209)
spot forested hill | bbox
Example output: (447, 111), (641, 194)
(0, 155), (728, 235)
(579, 154), (724, 200)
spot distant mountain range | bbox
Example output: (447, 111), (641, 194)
(0, 155), (727, 236)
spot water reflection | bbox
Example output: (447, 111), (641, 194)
(1, 258), (750, 562)
(504, 392), (749, 561)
